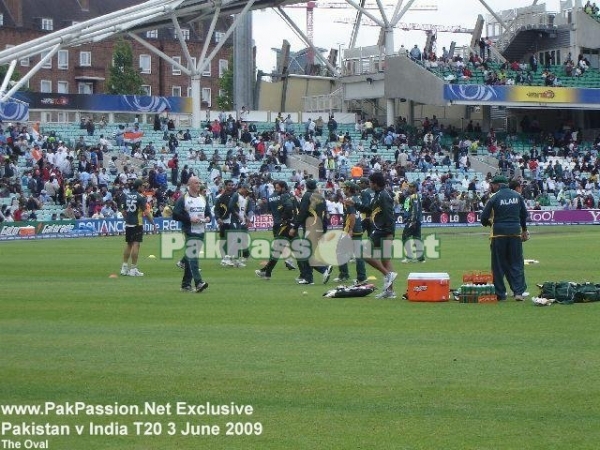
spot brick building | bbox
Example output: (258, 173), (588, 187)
(0, 0), (234, 108)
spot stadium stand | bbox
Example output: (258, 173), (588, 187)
(1, 111), (599, 225)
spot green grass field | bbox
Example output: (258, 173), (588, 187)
(1, 226), (600, 449)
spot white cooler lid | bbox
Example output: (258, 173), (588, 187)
(408, 272), (450, 280)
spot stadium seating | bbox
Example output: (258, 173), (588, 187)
(11, 118), (596, 223)
(420, 60), (600, 89)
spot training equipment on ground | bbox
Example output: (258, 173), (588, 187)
(323, 283), (376, 298)
(532, 297), (555, 306)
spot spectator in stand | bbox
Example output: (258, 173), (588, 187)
(478, 37), (486, 59)
(409, 44), (422, 61)
(362, 118), (373, 140)
(0, 204), (13, 222)
(27, 192), (43, 210)
(13, 204), (26, 221)
(529, 54), (538, 73)
(155, 167), (168, 189)
(169, 154), (179, 185)
(327, 114), (338, 136)
(565, 60), (574, 77)
(314, 116), (324, 137)
(578, 54), (589, 74)
(101, 200), (116, 218)
(462, 66), (472, 80)
(284, 114), (295, 134)
(86, 118), (95, 136)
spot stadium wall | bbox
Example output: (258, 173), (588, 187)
(2, 210), (599, 241)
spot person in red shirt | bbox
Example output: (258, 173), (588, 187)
(528, 158), (539, 178)
(13, 205), (24, 222)
(211, 119), (221, 140)
(255, 137), (265, 160)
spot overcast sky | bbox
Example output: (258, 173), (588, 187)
(251, 0), (564, 72)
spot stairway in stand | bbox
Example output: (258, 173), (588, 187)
(287, 153), (320, 179)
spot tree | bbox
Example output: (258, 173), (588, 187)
(0, 66), (26, 91)
(106, 38), (145, 95)
(217, 58), (233, 110)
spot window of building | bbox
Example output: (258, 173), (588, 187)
(41, 18), (53, 31)
(0, 14), (4, 26)
(182, 29), (190, 40)
(78, 82), (93, 94)
(40, 51), (52, 69)
(20, 57), (29, 67)
(187, 87), (192, 97)
(139, 54), (151, 74)
(146, 29), (158, 39)
(57, 81), (69, 94)
(215, 31), (226, 43)
(58, 50), (69, 70)
(57, 112), (68, 123)
(172, 56), (181, 75)
(79, 51), (91, 67)
(219, 59), (229, 77)
(172, 86), (182, 97)
(40, 80), (52, 93)
(141, 85), (151, 96)
(201, 59), (211, 77)
(174, 28), (190, 40)
(201, 88), (211, 107)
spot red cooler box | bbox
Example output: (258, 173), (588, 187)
(407, 273), (450, 302)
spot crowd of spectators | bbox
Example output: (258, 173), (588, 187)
(2, 111), (600, 226)
(408, 34), (593, 88)
(584, 1), (600, 18)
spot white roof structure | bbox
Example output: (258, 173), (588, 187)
(0, 0), (305, 126)
(0, 0), (526, 126)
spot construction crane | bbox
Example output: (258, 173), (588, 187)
(334, 15), (472, 54)
(334, 16), (473, 34)
(284, 1), (437, 67)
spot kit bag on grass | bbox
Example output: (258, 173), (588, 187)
(323, 284), (376, 298)
(573, 283), (600, 303)
(538, 281), (576, 304)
